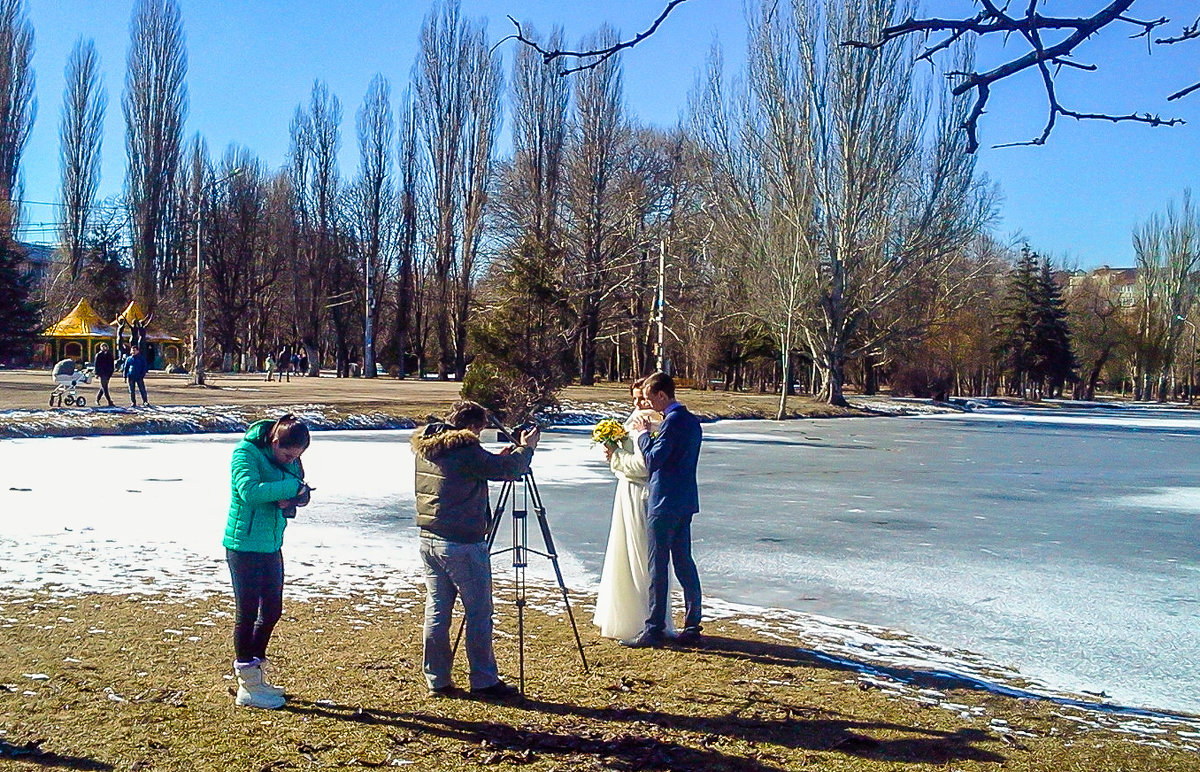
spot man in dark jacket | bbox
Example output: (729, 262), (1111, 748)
(410, 400), (539, 699)
(94, 343), (115, 407)
(123, 345), (149, 406)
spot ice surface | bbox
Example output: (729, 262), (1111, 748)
(2, 401), (1199, 720)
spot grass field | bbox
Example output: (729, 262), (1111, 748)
(3, 588), (1197, 771)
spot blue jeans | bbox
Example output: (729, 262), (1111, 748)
(127, 376), (148, 404)
(645, 511), (702, 637)
(420, 536), (499, 690)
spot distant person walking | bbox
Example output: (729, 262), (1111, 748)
(265, 355), (276, 382)
(223, 414), (313, 709)
(93, 343), (116, 407)
(122, 345), (149, 407)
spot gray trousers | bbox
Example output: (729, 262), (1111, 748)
(420, 536), (499, 690)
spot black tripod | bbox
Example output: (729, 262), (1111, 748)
(454, 463), (590, 694)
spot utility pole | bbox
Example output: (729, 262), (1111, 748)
(364, 250), (374, 378)
(656, 239), (666, 373)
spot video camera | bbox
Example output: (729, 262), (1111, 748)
(487, 413), (539, 445)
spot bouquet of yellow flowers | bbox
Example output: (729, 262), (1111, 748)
(591, 418), (628, 448)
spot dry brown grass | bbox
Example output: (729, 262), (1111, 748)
(2, 589), (1195, 771)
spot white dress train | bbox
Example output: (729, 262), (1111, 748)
(593, 409), (675, 640)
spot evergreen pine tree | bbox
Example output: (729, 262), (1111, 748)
(1032, 258), (1076, 397)
(463, 237), (576, 420)
(992, 246), (1041, 394)
(0, 237), (43, 361)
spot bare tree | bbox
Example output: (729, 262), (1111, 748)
(1066, 269), (1133, 400)
(59, 37), (105, 280)
(124, 0), (188, 308)
(0, 0), (34, 239)
(563, 25), (625, 385)
(351, 74), (394, 379)
(203, 148), (283, 368)
(514, 1), (1198, 150)
(1131, 192), (1200, 400)
(287, 80), (342, 375)
(393, 88), (421, 376)
(415, 0), (501, 379)
(415, 0), (466, 380)
(454, 22), (503, 379)
(499, 25), (570, 249)
(689, 11), (815, 416)
(691, 0), (989, 409)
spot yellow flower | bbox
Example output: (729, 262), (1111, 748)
(591, 418), (628, 447)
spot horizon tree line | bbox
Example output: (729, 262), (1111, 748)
(0, 0), (1198, 415)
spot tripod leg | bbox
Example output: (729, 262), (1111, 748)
(526, 476), (590, 673)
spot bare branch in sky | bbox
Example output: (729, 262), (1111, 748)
(842, 1), (1196, 152)
(504, 0), (691, 75)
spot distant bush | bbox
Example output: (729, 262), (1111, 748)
(889, 363), (951, 401)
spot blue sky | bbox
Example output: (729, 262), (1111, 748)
(19, 0), (1200, 268)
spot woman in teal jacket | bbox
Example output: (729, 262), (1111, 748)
(223, 414), (312, 709)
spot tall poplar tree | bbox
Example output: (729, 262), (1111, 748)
(124, 0), (188, 308)
(0, 0), (35, 240)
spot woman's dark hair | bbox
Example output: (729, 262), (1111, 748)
(446, 400), (489, 430)
(269, 413), (310, 449)
(631, 376), (647, 395)
(643, 371), (675, 400)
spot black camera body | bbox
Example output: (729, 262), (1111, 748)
(281, 483), (315, 519)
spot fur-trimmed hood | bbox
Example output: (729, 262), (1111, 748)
(410, 422), (481, 460)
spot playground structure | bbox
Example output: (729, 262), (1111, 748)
(39, 299), (186, 370)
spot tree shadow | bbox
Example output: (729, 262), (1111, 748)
(286, 688), (1005, 769)
(0, 739), (115, 770)
(285, 698), (786, 771)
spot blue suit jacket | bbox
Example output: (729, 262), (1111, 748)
(637, 402), (702, 518)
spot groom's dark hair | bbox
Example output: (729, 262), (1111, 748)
(644, 372), (675, 400)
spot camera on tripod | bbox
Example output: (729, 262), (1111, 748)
(488, 414), (539, 445)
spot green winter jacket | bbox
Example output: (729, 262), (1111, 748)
(223, 419), (303, 553)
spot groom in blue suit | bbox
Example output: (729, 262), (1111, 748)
(622, 372), (703, 648)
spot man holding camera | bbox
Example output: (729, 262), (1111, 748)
(410, 401), (540, 699)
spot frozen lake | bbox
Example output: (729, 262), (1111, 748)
(1, 402), (1197, 715)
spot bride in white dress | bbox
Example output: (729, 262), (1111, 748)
(593, 382), (674, 640)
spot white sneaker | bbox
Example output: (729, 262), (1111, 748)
(234, 660), (285, 709)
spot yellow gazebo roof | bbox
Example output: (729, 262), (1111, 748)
(42, 299), (116, 338)
(112, 300), (149, 325)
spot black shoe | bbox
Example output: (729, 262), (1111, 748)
(470, 681), (520, 700)
(672, 629), (702, 647)
(619, 632), (664, 649)
(428, 684), (463, 699)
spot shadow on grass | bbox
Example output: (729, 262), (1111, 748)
(0, 739), (115, 770)
(285, 689), (1004, 769)
(689, 634), (1192, 722)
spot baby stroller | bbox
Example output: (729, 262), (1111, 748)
(50, 359), (93, 407)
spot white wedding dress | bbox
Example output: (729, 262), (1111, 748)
(593, 409), (675, 640)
